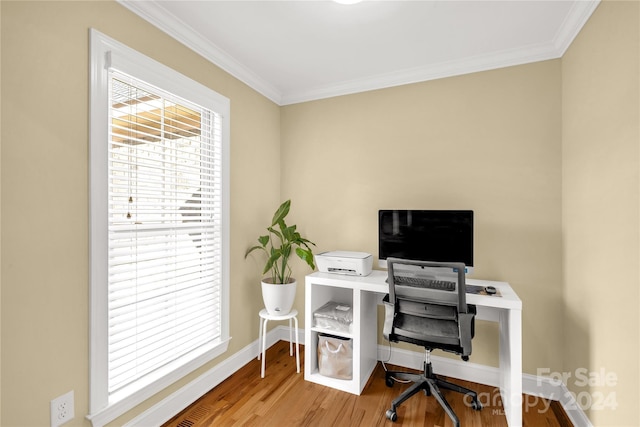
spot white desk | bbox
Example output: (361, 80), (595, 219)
(304, 270), (522, 427)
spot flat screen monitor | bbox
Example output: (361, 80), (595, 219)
(378, 210), (474, 275)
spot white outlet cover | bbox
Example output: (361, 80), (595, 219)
(50, 390), (74, 427)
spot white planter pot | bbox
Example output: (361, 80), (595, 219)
(261, 278), (297, 315)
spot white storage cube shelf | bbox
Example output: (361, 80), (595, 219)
(304, 276), (379, 395)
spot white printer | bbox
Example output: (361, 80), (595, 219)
(315, 251), (373, 276)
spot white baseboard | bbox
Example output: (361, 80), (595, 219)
(522, 373), (593, 427)
(377, 344), (501, 388)
(125, 327), (591, 427)
(124, 325), (301, 427)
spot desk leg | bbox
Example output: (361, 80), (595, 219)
(499, 308), (522, 427)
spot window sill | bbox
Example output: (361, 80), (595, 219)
(87, 338), (230, 427)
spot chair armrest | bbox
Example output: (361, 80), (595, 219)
(382, 294), (394, 341)
(458, 312), (475, 357)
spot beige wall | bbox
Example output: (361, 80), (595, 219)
(0, 1), (3, 423)
(1, 1), (280, 426)
(2, 0), (639, 426)
(562, 1), (640, 425)
(281, 60), (564, 372)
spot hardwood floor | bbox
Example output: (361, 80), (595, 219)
(162, 341), (572, 427)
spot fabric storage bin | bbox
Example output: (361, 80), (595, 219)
(313, 301), (353, 334)
(318, 333), (353, 380)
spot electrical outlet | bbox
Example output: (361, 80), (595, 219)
(50, 390), (74, 427)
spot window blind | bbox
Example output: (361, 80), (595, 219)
(107, 71), (223, 394)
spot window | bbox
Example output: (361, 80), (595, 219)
(89, 30), (230, 427)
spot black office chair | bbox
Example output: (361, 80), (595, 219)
(382, 258), (482, 426)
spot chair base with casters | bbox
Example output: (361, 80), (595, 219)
(384, 349), (482, 426)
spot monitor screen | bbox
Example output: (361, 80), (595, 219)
(378, 210), (474, 272)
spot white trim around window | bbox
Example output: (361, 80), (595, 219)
(87, 29), (230, 427)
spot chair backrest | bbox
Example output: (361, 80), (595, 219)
(387, 257), (469, 313)
(384, 257), (475, 357)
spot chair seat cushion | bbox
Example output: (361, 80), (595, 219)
(393, 312), (461, 347)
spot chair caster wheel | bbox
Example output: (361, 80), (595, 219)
(385, 376), (394, 387)
(386, 409), (398, 422)
(471, 400), (482, 411)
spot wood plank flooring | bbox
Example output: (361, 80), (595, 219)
(162, 341), (572, 427)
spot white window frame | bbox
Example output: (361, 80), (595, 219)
(88, 29), (230, 427)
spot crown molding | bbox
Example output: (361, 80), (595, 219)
(281, 0), (600, 105)
(119, 0), (599, 107)
(552, 0), (601, 55)
(280, 42), (559, 105)
(117, 0), (283, 105)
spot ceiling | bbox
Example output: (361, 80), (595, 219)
(119, 0), (600, 106)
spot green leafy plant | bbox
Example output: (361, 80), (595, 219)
(245, 200), (316, 284)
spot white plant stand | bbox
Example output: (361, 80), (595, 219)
(258, 308), (300, 378)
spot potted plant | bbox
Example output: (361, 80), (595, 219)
(245, 200), (316, 315)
